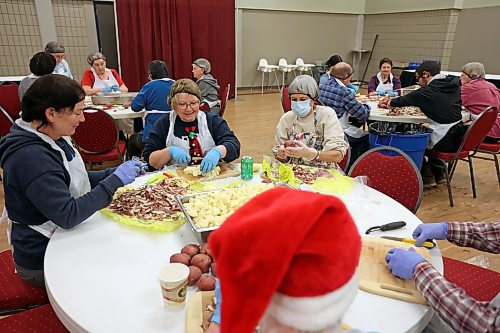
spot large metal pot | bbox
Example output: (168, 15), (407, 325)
(91, 92), (138, 105)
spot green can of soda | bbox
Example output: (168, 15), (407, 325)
(241, 156), (253, 180)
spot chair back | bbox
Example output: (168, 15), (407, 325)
(0, 107), (15, 137)
(257, 59), (268, 69)
(199, 103), (210, 112)
(278, 58), (287, 67)
(72, 108), (119, 154)
(460, 106), (497, 153)
(219, 84), (230, 117)
(338, 142), (351, 172)
(296, 58), (305, 66)
(0, 83), (21, 121)
(348, 146), (423, 213)
(281, 86), (291, 113)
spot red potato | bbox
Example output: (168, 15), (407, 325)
(169, 253), (191, 266)
(200, 243), (212, 258)
(284, 140), (299, 148)
(188, 266), (203, 286)
(190, 254), (212, 273)
(197, 275), (216, 291)
(181, 244), (200, 258)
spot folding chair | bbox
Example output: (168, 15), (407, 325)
(348, 146), (423, 213)
(472, 141), (500, 186)
(427, 106), (497, 206)
(0, 303), (68, 332)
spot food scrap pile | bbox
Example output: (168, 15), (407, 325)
(292, 165), (332, 184)
(386, 106), (425, 117)
(108, 176), (189, 222)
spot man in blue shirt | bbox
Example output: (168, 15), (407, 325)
(319, 62), (371, 169)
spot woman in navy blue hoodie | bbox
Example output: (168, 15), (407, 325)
(0, 74), (143, 288)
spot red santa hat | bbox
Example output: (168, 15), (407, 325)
(209, 187), (361, 333)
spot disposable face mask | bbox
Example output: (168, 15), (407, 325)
(291, 100), (311, 117)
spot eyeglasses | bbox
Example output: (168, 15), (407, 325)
(177, 101), (200, 110)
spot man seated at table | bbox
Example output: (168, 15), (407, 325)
(207, 187), (364, 333)
(379, 61), (464, 188)
(385, 221), (499, 333)
(125, 60), (175, 159)
(319, 62), (371, 168)
(461, 62), (500, 144)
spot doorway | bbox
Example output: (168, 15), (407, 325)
(93, 1), (119, 71)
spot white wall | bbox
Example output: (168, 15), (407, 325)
(237, 0), (365, 14)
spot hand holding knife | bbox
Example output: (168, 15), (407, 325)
(381, 236), (435, 249)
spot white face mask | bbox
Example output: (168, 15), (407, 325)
(291, 100), (311, 117)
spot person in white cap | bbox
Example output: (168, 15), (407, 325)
(206, 187), (363, 333)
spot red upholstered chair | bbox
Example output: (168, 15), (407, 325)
(0, 83), (21, 136)
(281, 86), (291, 113)
(0, 250), (49, 315)
(348, 146), (423, 213)
(472, 142), (500, 185)
(0, 303), (68, 332)
(199, 103), (210, 112)
(338, 137), (351, 173)
(443, 257), (500, 302)
(427, 106), (497, 207)
(71, 108), (126, 170)
(219, 84), (230, 117)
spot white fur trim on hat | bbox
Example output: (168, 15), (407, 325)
(266, 271), (359, 331)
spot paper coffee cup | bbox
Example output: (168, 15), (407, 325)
(159, 263), (189, 309)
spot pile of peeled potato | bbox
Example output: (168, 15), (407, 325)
(170, 243), (217, 291)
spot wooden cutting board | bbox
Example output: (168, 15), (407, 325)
(177, 163), (240, 181)
(359, 237), (431, 304)
(186, 290), (215, 333)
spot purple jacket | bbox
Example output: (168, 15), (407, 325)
(461, 78), (500, 138)
(368, 73), (402, 93)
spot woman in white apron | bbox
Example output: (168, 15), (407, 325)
(367, 58), (402, 94)
(0, 75), (143, 287)
(274, 75), (348, 171)
(143, 79), (240, 174)
(81, 52), (128, 96)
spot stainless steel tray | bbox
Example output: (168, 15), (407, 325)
(176, 183), (293, 242)
(176, 191), (221, 242)
(91, 92), (137, 105)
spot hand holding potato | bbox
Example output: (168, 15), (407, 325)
(284, 141), (316, 160)
(378, 97), (391, 109)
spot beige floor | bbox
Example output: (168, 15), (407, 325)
(1, 91), (499, 272)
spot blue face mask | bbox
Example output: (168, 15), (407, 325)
(291, 100), (311, 117)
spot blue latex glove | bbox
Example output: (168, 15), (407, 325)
(412, 222), (448, 246)
(347, 84), (359, 95)
(169, 146), (191, 164)
(113, 160), (145, 185)
(201, 147), (222, 174)
(101, 86), (112, 93)
(211, 280), (221, 324)
(111, 84), (120, 91)
(385, 248), (426, 280)
(387, 91), (398, 97)
(376, 91), (386, 96)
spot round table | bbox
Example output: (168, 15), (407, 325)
(45, 173), (442, 333)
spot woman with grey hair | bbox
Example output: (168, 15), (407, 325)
(80, 51), (128, 96)
(44, 41), (73, 79)
(192, 58), (220, 114)
(143, 79), (240, 173)
(274, 75), (348, 169)
(461, 62), (500, 142)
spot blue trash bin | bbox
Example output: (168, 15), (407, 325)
(368, 123), (431, 170)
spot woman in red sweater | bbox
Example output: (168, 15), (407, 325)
(81, 52), (128, 96)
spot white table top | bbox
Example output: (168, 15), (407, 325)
(0, 75), (25, 83)
(84, 96), (144, 120)
(367, 102), (429, 124)
(403, 69), (500, 81)
(45, 172), (442, 333)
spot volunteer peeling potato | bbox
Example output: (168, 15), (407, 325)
(273, 75), (348, 171)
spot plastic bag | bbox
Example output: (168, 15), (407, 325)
(369, 122), (431, 135)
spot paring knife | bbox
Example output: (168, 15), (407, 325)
(381, 236), (435, 249)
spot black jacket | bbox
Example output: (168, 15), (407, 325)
(391, 76), (462, 124)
